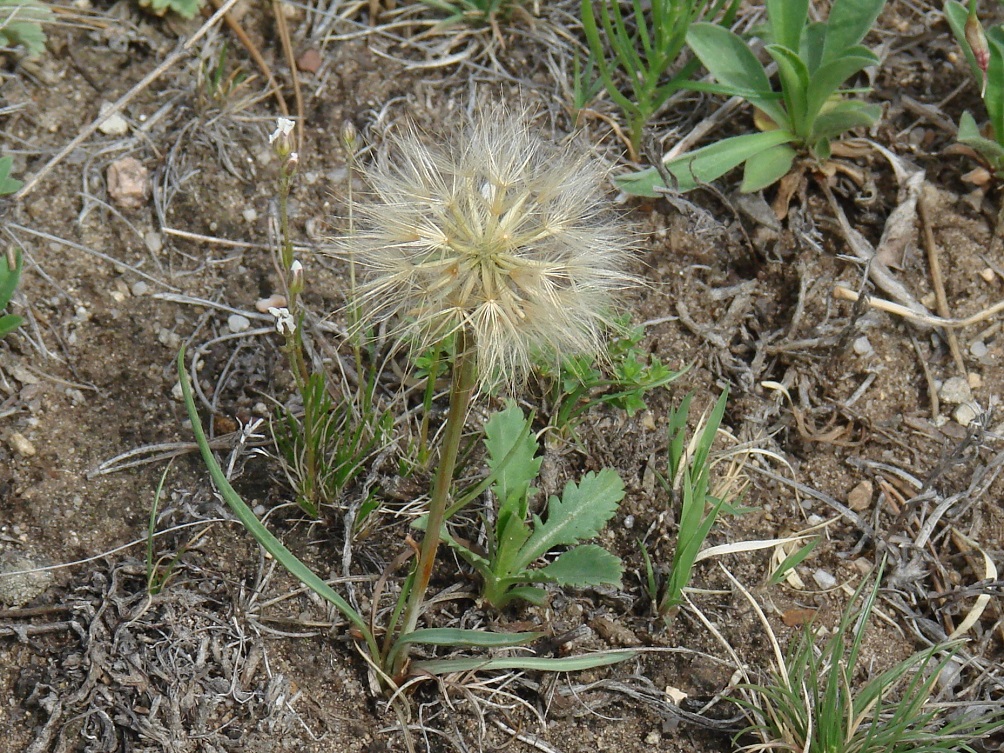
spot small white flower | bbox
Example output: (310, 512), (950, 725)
(269, 118), (296, 145)
(269, 306), (296, 336)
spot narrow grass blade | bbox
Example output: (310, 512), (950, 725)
(412, 650), (637, 675)
(176, 347), (379, 657)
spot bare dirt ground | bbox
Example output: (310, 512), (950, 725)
(1, 0), (1003, 751)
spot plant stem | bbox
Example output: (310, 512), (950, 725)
(392, 328), (476, 675)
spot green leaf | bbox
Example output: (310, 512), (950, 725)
(0, 0), (51, 57)
(0, 248), (21, 310)
(686, 22), (788, 127)
(767, 0), (808, 53)
(800, 21), (828, 74)
(804, 51), (879, 126)
(767, 44), (810, 136)
(484, 403), (540, 520)
(412, 650), (637, 675)
(0, 155), (23, 195)
(986, 33), (1004, 144)
(740, 143), (797, 192)
(957, 111), (1004, 166)
(538, 545), (623, 588)
(809, 100), (880, 144)
(0, 314), (22, 338)
(504, 586), (548, 605)
(617, 130), (798, 196)
(944, 1), (982, 83)
(821, 0), (887, 66)
(768, 537), (819, 586)
(396, 628), (544, 648)
(515, 468), (624, 572)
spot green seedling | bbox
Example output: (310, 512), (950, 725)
(766, 536), (818, 587)
(200, 41), (249, 105)
(736, 564), (1004, 753)
(581, 0), (741, 159)
(642, 390), (742, 618)
(945, 1), (1004, 178)
(272, 371), (391, 517)
(542, 315), (685, 432)
(0, 248), (24, 339)
(443, 404), (625, 609)
(620, 0), (887, 195)
(0, 0), (52, 56)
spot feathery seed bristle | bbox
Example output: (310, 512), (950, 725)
(337, 106), (636, 386)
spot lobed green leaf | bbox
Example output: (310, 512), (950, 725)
(538, 544), (623, 588)
(516, 469), (624, 572)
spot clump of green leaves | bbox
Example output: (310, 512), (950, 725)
(445, 404), (625, 609)
(641, 390), (742, 618)
(543, 316), (685, 431)
(136, 0), (201, 19)
(273, 372), (391, 517)
(945, 1), (1004, 178)
(0, 0), (52, 57)
(620, 0), (887, 196)
(581, 0), (740, 159)
(736, 566), (1004, 753)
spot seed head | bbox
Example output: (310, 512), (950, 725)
(337, 106), (636, 387)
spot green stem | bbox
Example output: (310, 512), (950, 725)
(391, 329), (476, 675)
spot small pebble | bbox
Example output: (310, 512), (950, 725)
(954, 402), (979, 427)
(228, 314), (251, 333)
(968, 372), (983, 389)
(144, 231), (163, 254)
(980, 267), (997, 283)
(242, 207), (258, 223)
(8, 432), (36, 457)
(157, 328), (181, 349)
(970, 341), (988, 358)
(813, 569), (837, 590)
(937, 376), (972, 405)
(623, 514), (634, 530)
(110, 290), (126, 303)
(296, 48), (322, 73)
(644, 731), (661, 746)
(847, 480), (873, 512)
(852, 336), (873, 356)
(107, 157), (149, 209)
(806, 514), (824, 526)
(0, 552), (54, 607)
(171, 381), (184, 400)
(97, 102), (129, 136)
(131, 281), (149, 296)
(253, 504), (267, 517)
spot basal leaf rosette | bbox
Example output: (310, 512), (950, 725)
(338, 107), (636, 387)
